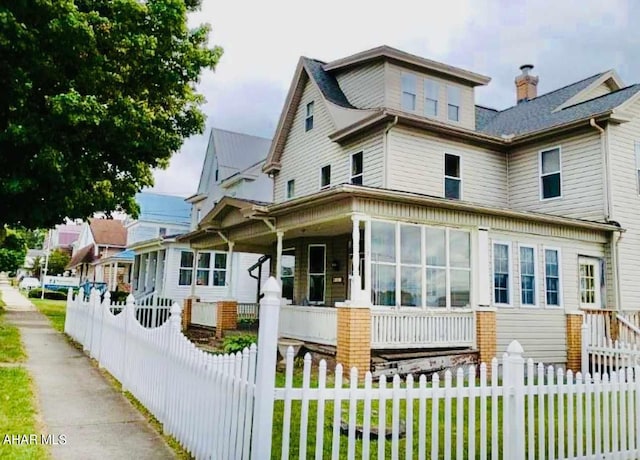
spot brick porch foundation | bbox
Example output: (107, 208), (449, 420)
(476, 308), (497, 375)
(216, 300), (238, 339)
(336, 306), (371, 377)
(566, 311), (584, 372)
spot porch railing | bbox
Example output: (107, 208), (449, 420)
(238, 302), (259, 321)
(278, 305), (337, 346)
(191, 301), (217, 328)
(370, 308), (475, 349)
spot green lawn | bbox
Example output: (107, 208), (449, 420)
(31, 299), (66, 333)
(0, 310), (25, 363)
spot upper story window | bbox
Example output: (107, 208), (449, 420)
(401, 72), (417, 111)
(444, 153), (461, 199)
(540, 147), (562, 199)
(286, 179), (295, 199)
(215, 168), (219, 182)
(447, 86), (461, 122)
(159, 227), (167, 237)
(635, 141), (640, 193)
(305, 102), (314, 131)
(424, 79), (439, 117)
(320, 165), (331, 189)
(351, 152), (363, 185)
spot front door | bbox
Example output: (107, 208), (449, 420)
(578, 257), (602, 309)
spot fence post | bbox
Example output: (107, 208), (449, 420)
(503, 340), (525, 460)
(121, 293), (135, 393)
(250, 277), (281, 459)
(96, 291), (110, 367)
(65, 288), (74, 335)
(581, 321), (590, 376)
(84, 288), (97, 352)
(162, 302), (181, 432)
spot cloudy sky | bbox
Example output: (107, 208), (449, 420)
(150, 0), (639, 197)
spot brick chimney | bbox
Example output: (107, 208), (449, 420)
(515, 64), (538, 103)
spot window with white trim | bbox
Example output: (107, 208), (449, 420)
(635, 141), (640, 193)
(196, 252), (210, 286)
(424, 79), (439, 117)
(447, 85), (461, 122)
(320, 165), (331, 189)
(540, 147), (561, 199)
(308, 245), (325, 303)
(178, 250), (194, 286)
(212, 253), (227, 286)
(371, 221), (471, 308)
(305, 101), (314, 131)
(520, 245), (536, 306)
(401, 72), (417, 111)
(281, 249), (295, 301)
(493, 243), (510, 305)
(544, 249), (560, 306)
(350, 151), (363, 185)
(444, 153), (461, 199)
(286, 179), (295, 199)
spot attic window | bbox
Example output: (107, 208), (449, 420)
(305, 102), (314, 131)
(401, 73), (417, 111)
(447, 86), (460, 122)
(424, 79), (439, 117)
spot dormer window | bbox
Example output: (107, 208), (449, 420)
(305, 102), (314, 131)
(320, 165), (331, 189)
(401, 72), (417, 111)
(424, 79), (439, 117)
(447, 86), (461, 122)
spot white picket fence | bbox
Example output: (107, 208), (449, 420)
(66, 282), (640, 459)
(371, 309), (475, 349)
(64, 284), (283, 460)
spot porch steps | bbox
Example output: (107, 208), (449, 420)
(371, 348), (478, 378)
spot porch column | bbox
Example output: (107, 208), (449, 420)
(566, 311), (585, 373)
(153, 251), (162, 294)
(350, 215), (362, 304)
(336, 305), (371, 377)
(227, 241), (235, 299)
(477, 228), (491, 307)
(190, 249), (199, 297)
(112, 261), (119, 291)
(275, 231), (284, 286)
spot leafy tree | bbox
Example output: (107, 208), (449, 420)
(12, 228), (46, 249)
(46, 249), (71, 276)
(0, 233), (27, 274)
(0, 0), (222, 229)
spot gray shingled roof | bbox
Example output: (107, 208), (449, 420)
(303, 58), (355, 109)
(197, 128), (272, 194)
(477, 73), (640, 137)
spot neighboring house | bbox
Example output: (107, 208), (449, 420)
(130, 130), (272, 304)
(44, 223), (82, 254)
(180, 45), (640, 368)
(17, 249), (45, 279)
(67, 218), (131, 291)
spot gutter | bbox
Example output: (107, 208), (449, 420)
(382, 116), (399, 188)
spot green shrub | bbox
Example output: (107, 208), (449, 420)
(222, 335), (257, 354)
(27, 289), (67, 300)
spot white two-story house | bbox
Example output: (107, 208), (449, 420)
(180, 46), (640, 370)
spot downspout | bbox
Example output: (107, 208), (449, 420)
(590, 118), (621, 309)
(382, 116), (399, 188)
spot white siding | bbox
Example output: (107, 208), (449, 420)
(497, 309), (567, 365)
(385, 62), (476, 130)
(608, 97), (640, 309)
(335, 62), (385, 109)
(160, 246), (267, 305)
(508, 131), (605, 220)
(490, 231), (609, 365)
(274, 79), (384, 203)
(386, 126), (508, 206)
(489, 232), (609, 311)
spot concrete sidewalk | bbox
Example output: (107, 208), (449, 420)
(2, 286), (175, 460)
